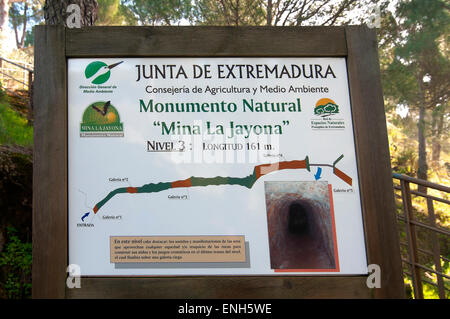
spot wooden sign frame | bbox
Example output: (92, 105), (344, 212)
(33, 26), (404, 298)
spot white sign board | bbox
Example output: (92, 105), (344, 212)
(68, 58), (367, 276)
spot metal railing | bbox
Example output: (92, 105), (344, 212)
(0, 56), (34, 114)
(393, 173), (450, 299)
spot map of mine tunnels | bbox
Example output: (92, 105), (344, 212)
(92, 155), (352, 214)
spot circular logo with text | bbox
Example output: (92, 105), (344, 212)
(80, 101), (124, 137)
(311, 98), (345, 130)
(84, 61), (123, 85)
(314, 98), (339, 118)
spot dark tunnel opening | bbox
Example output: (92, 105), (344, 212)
(287, 202), (310, 235)
(266, 194), (336, 270)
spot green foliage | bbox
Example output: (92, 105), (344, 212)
(396, 0), (449, 58)
(24, 29), (34, 48)
(380, 0), (449, 185)
(103, 0), (377, 27)
(0, 227), (32, 299)
(394, 148), (417, 175)
(403, 261), (450, 299)
(0, 86), (7, 104)
(192, 0), (265, 26)
(97, 0), (128, 25)
(423, 259), (450, 299)
(382, 0), (449, 107)
(0, 102), (33, 146)
(121, 0), (193, 25)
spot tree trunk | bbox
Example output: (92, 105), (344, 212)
(417, 104), (428, 192)
(10, 1), (27, 49)
(11, 5), (18, 46)
(431, 112), (443, 163)
(44, 0), (99, 26)
(19, 1), (27, 48)
(0, 0), (10, 52)
(266, 0), (272, 26)
(0, 0), (8, 31)
(234, 0), (239, 26)
(416, 70), (428, 192)
(1, 1), (25, 52)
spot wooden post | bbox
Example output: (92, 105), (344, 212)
(345, 26), (405, 298)
(426, 198), (445, 299)
(32, 25), (67, 299)
(401, 180), (423, 299)
(27, 70), (33, 124)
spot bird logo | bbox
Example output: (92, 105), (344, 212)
(80, 101), (123, 137)
(84, 101), (120, 125)
(92, 100), (110, 116)
(85, 61), (123, 85)
(91, 101), (118, 123)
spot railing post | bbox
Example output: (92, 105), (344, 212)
(28, 71), (33, 122)
(395, 173), (449, 299)
(426, 198), (446, 299)
(23, 63), (26, 89)
(400, 180), (424, 298)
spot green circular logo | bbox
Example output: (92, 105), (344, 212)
(82, 101), (121, 125)
(85, 61), (111, 85)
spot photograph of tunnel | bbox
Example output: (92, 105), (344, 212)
(264, 181), (339, 272)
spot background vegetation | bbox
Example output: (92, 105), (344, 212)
(0, 0), (448, 299)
